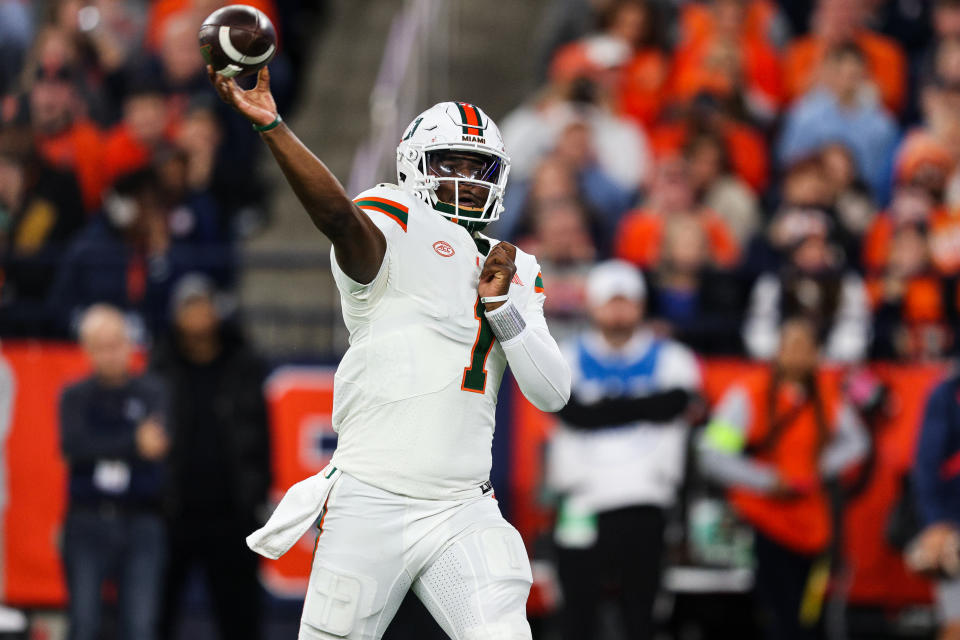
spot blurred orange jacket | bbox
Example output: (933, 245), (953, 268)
(36, 119), (106, 214)
(613, 207), (740, 269)
(728, 368), (843, 554)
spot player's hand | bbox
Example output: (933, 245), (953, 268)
(207, 65), (278, 128)
(135, 418), (170, 461)
(479, 242), (517, 311)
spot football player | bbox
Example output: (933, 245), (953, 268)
(207, 66), (571, 640)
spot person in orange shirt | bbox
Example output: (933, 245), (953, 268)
(678, 0), (786, 50)
(863, 167), (960, 279)
(668, 0), (783, 123)
(699, 316), (869, 640)
(866, 217), (957, 361)
(102, 83), (180, 188)
(28, 62), (106, 213)
(572, 0), (672, 130)
(614, 156), (740, 270)
(650, 93), (770, 193)
(547, 0), (670, 133)
(784, 0), (907, 115)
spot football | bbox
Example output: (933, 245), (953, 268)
(198, 4), (277, 78)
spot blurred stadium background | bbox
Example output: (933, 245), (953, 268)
(2, 0), (960, 639)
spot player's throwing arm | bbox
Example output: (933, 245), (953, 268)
(207, 64), (386, 284)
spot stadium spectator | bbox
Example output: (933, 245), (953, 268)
(48, 168), (222, 340)
(743, 204), (870, 362)
(820, 142), (877, 240)
(784, 0), (908, 115)
(914, 0), (960, 116)
(0, 0), (32, 95)
(501, 35), (651, 192)
(157, 12), (206, 100)
(59, 304), (169, 640)
(515, 194), (597, 342)
(910, 373), (960, 640)
(544, 0), (670, 132)
(103, 81), (178, 187)
(698, 316), (869, 640)
(646, 214), (746, 354)
(614, 156), (740, 270)
(153, 143), (218, 237)
(550, 0), (655, 86)
(678, 0), (788, 51)
(668, 0), (783, 123)
(150, 275), (270, 640)
(650, 92), (770, 193)
(610, 1), (670, 131)
(894, 76), (960, 206)
(867, 169), (960, 282)
(500, 120), (634, 245)
(0, 125), (84, 335)
(545, 259), (702, 640)
(684, 130), (761, 247)
(865, 187), (957, 360)
(42, 0), (145, 126)
(750, 154), (862, 272)
(498, 157), (579, 242)
(27, 57), (106, 213)
(778, 41), (899, 201)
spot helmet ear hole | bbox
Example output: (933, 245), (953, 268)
(399, 172), (407, 182)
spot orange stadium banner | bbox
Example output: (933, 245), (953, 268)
(0, 344), (948, 608)
(259, 367), (338, 598)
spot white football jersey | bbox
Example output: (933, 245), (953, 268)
(328, 183), (548, 500)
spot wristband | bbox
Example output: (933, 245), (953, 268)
(480, 294), (510, 305)
(253, 114), (282, 132)
(484, 299), (527, 342)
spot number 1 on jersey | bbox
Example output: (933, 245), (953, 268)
(462, 296), (495, 393)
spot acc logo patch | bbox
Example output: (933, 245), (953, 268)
(433, 240), (455, 257)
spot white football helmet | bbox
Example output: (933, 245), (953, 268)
(396, 102), (510, 232)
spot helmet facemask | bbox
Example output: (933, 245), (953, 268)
(427, 148), (506, 230)
(398, 144), (510, 233)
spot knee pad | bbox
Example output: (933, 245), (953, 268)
(300, 566), (379, 638)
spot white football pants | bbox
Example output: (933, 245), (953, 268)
(298, 471), (533, 640)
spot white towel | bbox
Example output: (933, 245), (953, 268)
(246, 465), (342, 560)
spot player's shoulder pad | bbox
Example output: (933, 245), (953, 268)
(352, 183), (417, 233)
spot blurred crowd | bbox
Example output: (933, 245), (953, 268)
(0, 0), (318, 341)
(493, 0), (960, 366)
(507, 1), (960, 639)
(4, 0), (960, 639)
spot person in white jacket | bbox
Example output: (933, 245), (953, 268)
(743, 206), (869, 363)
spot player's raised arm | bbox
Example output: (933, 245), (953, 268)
(207, 66), (385, 284)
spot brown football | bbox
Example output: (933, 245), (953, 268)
(198, 5), (277, 78)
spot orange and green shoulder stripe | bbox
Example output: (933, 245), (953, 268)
(534, 271), (544, 293)
(353, 196), (409, 232)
